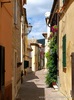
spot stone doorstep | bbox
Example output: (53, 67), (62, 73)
(53, 85), (58, 90)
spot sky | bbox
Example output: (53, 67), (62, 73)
(24, 0), (53, 39)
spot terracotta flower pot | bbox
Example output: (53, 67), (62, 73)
(52, 82), (56, 85)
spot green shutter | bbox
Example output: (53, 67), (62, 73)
(62, 34), (66, 67)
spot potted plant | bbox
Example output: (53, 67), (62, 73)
(51, 25), (58, 32)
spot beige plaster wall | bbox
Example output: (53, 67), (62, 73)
(12, 0), (21, 99)
(59, 1), (74, 100)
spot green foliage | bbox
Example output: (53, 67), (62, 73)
(45, 51), (50, 59)
(45, 35), (57, 87)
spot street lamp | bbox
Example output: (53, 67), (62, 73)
(45, 12), (50, 27)
(27, 23), (32, 35)
(45, 18), (51, 27)
(24, 23), (32, 36)
(22, 23), (32, 36)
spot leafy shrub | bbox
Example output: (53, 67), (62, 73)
(45, 35), (57, 87)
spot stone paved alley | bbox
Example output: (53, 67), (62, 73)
(16, 69), (68, 100)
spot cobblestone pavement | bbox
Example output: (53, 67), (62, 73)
(16, 69), (68, 100)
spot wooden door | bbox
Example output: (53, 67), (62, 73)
(71, 52), (74, 100)
(0, 45), (5, 100)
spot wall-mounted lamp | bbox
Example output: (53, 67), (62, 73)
(45, 17), (51, 27)
(22, 23), (32, 36)
(45, 12), (50, 27)
(27, 23), (32, 34)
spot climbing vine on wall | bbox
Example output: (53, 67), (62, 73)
(45, 35), (57, 87)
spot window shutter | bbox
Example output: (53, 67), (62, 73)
(14, 0), (17, 24)
(62, 34), (66, 67)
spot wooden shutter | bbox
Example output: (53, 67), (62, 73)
(62, 34), (66, 67)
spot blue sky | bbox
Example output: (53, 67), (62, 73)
(24, 0), (53, 39)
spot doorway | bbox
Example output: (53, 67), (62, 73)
(0, 45), (5, 100)
(71, 52), (74, 100)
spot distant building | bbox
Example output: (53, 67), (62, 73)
(30, 43), (39, 72)
(23, 37), (33, 73)
(37, 39), (45, 46)
(29, 38), (45, 72)
(42, 33), (48, 71)
(37, 39), (45, 69)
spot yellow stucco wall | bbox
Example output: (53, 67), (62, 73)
(24, 36), (32, 73)
(31, 46), (35, 71)
(24, 36), (28, 60)
(59, 1), (74, 100)
(35, 46), (39, 71)
(31, 44), (39, 72)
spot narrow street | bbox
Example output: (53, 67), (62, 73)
(16, 69), (67, 100)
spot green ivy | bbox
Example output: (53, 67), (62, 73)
(45, 35), (57, 87)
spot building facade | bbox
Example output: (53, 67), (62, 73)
(58, 0), (74, 100)
(12, 0), (26, 100)
(0, 0), (13, 99)
(27, 44), (32, 73)
(30, 43), (39, 72)
(42, 33), (48, 70)
(0, 0), (28, 100)
(37, 39), (45, 70)
(48, 0), (74, 100)
(21, 7), (28, 76)
(24, 37), (33, 73)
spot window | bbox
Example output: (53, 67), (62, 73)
(62, 34), (66, 67)
(24, 60), (29, 68)
(14, 0), (18, 24)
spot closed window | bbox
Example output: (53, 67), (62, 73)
(62, 34), (66, 67)
(14, 0), (18, 24)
